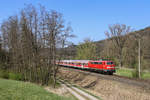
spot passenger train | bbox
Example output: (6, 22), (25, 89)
(57, 59), (115, 75)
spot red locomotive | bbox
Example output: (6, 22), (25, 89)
(57, 59), (115, 75)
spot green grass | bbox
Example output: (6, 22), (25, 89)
(0, 78), (75, 100)
(142, 72), (150, 79)
(116, 68), (133, 78)
(116, 68), (150, 79)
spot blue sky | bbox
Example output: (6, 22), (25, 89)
(0, 0), (150, 44)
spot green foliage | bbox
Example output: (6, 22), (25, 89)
(0, 70), (23, 80)
(131, 70), (139, 78)
(131, 63), (139, 78)
(0, 70), (9, 79)
(76, 39), (96, 60)
(0, 78), (74, 100)
(9, 73), (23, 81)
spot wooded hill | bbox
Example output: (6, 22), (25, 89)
(66, 27), (150, 71)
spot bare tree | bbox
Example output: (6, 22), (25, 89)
(0, 5), (74, 87)
(105, 24), (132, 67)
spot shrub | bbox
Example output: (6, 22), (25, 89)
(0, 70), (23, 80)
(132, 70), (143, 78)
(9, 73), (23, 81)
(132, 70), (139, 78)
(0, 70), (9, 79)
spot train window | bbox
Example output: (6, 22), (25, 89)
(98, 62), (102, 64)
(91, 62), (94, 64)
(94, 62), (99, 64)
(91, 62), (99, 64)
(107, 62), (113, 65)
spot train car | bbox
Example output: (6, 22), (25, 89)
(57, 59), (115, 75)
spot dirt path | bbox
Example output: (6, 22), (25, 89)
(61, 83), (86, 100)
(59, 80), (99, 100)
(45, 80), (99, 100)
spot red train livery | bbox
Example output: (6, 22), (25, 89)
(57, 60), (115, 75)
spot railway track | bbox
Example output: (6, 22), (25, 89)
(59, 66), (150, 91)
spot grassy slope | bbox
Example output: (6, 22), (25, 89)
(116, 68), (150, 79)
(0, 78), (74, 100)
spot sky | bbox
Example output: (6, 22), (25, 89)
(0, 0), (150, 44)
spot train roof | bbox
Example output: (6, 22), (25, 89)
(60, 60), (113, 63)
(60, 60), (90, 63)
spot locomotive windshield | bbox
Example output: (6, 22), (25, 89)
(107, 62), (113, 65)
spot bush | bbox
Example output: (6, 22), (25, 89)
(0, 70), (23, 80)
(9, 73), (23, 81)
(132, 70), (139, 78)
(0, 70), (9, 79)
(132, 70), (144, 78)
(132, 64), (140, 78)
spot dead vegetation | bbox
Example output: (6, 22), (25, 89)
(45, 86), (70, 97)
(59, 68), (150, 100)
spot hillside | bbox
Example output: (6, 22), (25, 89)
(65, 27), (150, 70)
(68, 26), (150, 52)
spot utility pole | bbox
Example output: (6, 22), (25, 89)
(138, 39), (141, 78)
